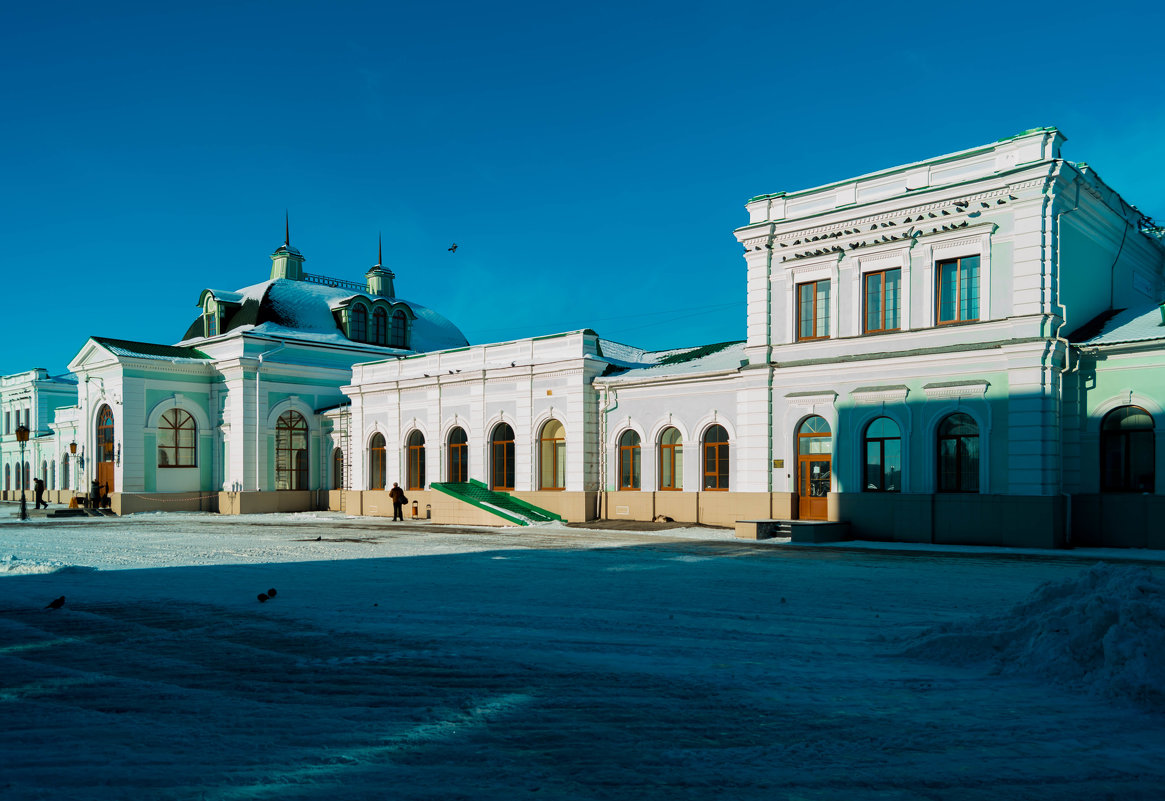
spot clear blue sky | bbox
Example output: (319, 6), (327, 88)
(3, 0), (1163, 377)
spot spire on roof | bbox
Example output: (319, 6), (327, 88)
(285, 210), (290, 249)
(366, 231), (395, 298)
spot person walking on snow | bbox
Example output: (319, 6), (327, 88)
(389, 482), (407, 521)
(33, 477), (48, 509)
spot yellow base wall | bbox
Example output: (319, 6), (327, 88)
(217, 491), (315, 515)
(112, 492), (219, 515)
(510, 491), (597, 522)
(429, 491), (519, 527)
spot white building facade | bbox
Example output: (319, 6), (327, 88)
(4, 128), (1164, 547)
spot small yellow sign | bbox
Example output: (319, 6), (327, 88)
(773, 459), (784, 468)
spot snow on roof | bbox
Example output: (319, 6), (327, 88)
(598, 341), (747, 382)
(1079, 304), (1165, 346)
(182, 279), (469, 353)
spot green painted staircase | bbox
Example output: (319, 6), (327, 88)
(430, 480), (562, 526)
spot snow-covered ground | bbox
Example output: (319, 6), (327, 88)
(2, 506), (1164, 800)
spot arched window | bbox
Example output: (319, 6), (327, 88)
(539, 420), (566, 490)
(50, 460), (55, 490)
(204, 300), (218, 337)
(97, 405), (115, 464)
(390, 310), (408, 348)
(937, 413), (979, 493)
(618, 430), (641, 490)
(275, 411), (309, 490)
(41, 460), (47, 481)
(448, 427), (468, 482)
(350, 304), (368, 342)
(369, 433), (386, 490)
(332, 447), (344, 490)
(158, 409), (197, 467)
(863, 417), (901, 492)
(659, 427), (683, 491)
(407, 431), (426, 491)
(703, 425), (729, 491)
(61, 454), (70, 490)
(372, 307), (388, 345)
(491, 423), (515, 491)
(1101, 406), (1155, 492)
(4, 464), (9, 492)
(22, 462), (29, 488)
(389, 312), (407, 349)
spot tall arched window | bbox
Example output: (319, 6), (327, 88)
(61, 454), (70, 490)
(1101, 406), (1155, 492)
(372, 307), (388, 345)
(275, 411), (309, 490)
(369, 433), (386, 490)
(863, 417), (901, 492)
(937, 413), (979, 493)
(448, 427), (468, 482)
(4, 464), (9, 491)
(491, 423), (515, 491)
(539, 420), (566, 490)
(659, 427), (683, 490)
(618, 430), (641, 490)
(350, 304), (368, 342)
(703, 425), (729, 491)
(23, 462), (29, 489)
(332, 447), (344, 490)
(390, 310), (408, 348)
(40, 460), (47, 481)
(50, 460), (55, 490)
(407, 431), (426, 490)
(158, 409), (197, 467)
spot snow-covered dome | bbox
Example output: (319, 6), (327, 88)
(180, 278), (469, 353)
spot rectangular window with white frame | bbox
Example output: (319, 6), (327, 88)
(797, 279), (831, 340)
(864, 268), (901, 334)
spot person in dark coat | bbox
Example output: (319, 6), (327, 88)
(34, 477), (48, 509)
(388, 482), (407, 521)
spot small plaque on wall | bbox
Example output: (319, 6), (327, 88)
(773, 459), (784, 468)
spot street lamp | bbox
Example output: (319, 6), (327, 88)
(69, 441), (78, 500)
(16, 425), (29, 521)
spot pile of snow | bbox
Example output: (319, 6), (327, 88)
(902, 562), (1165, 710)
(0, 554), (83, 575)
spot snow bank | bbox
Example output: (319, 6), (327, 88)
(901, 563), (1165, 710)
(0, 554), (91, 576)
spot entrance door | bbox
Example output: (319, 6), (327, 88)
(96, 404), (116, 499)
(798, 455), (831, 520)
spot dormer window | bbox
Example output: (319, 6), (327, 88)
(372, 307), (388, 345)
(203, 300), (218, 337)
(350, 303), (368, 342)
(390, 309), (408, 348)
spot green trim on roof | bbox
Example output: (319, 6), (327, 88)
(92, 337), (211, 360)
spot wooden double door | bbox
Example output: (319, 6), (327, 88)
(798, 454), (831, 520)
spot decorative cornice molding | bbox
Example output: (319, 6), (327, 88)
(851, 385), (910, 404)
(922, 380), (990, 400)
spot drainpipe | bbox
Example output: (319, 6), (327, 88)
(1055, 172), (1082, 546)
(255, 339), (289, 493)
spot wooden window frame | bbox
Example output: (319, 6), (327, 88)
(796, 279), (831, 341)
(863, 268), (901, 335)
(372, 307), (388, 346)
(1100, 406), (1155, 493)
(332, 447), (344, 490)
(617, 431), (641, 491)
(936, 256), (980, 325)
(157, 408), (197, 468)
(937, 413), (979, 493)
(406, 432), (426, 491)
(448, 427), (468, 482)
(659, 428), (683, 491)
(538, 421), (566, 490)
(276, 411), (309, 491)
(368, 433), (386, 491)
(862, 417), (901, 492)
(390, 310), (408, 349)
(702, 425), (729, 491)
(491, 424), (515, 491)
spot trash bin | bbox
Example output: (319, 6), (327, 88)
(411, 500), (419, 517)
